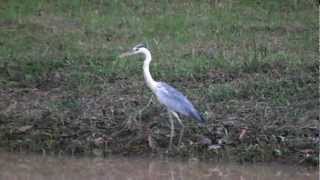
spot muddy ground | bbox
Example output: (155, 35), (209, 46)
(0, 61), (318, 166)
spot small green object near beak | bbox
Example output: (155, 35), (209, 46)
(119, 50), (134, 58)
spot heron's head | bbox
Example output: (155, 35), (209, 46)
(119, 43), (147, 58)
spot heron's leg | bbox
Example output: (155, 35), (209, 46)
(172, 112), (184, 146)
(168, 111), (175, 150)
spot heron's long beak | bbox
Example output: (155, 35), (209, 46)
(119, 50), (134, 58)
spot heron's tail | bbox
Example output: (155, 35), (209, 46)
(197, 113), (206, 125)
(189, 109), (206, 125)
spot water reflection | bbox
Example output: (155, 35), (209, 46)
(0, 152), (317, 180)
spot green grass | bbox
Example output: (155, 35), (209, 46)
(0, 0), (318, 164)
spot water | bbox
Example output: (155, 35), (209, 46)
(0, 152), (317, 180)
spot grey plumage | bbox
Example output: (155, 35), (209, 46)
(155, 82), (205, 124)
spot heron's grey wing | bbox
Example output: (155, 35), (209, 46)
(155, 82), (205, 123)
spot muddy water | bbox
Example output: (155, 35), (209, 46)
(0, 152), (317, 180)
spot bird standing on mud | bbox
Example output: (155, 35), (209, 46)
(119, 43), (206, 150)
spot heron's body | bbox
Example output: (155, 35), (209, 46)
(120, 43), (206, 149)
(154, 82), (205, 123)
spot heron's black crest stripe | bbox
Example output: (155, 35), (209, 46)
(135, 43), (146, 49)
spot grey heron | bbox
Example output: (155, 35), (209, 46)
(119, 43), (206, 150)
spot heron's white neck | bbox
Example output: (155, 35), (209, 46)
(141, 48), (157, 91)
